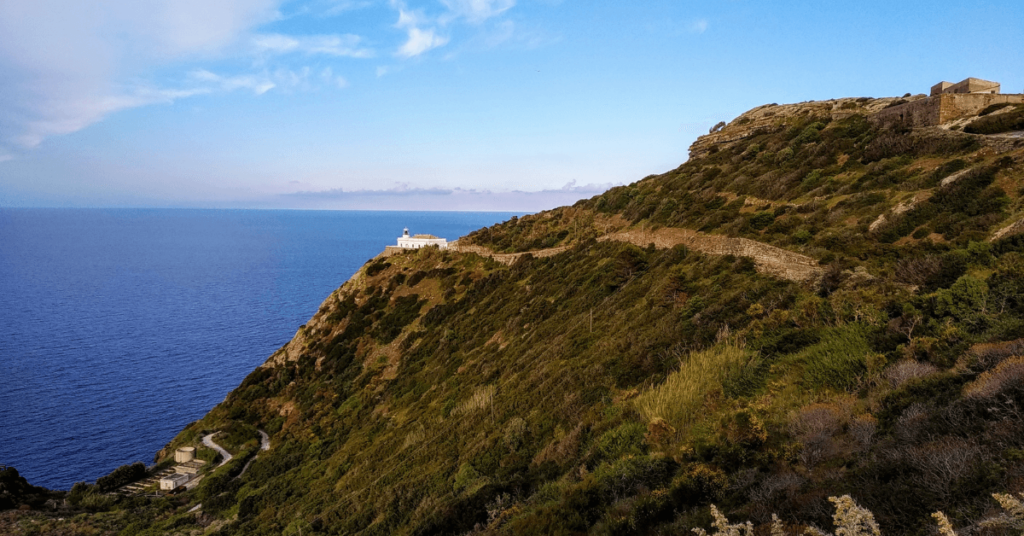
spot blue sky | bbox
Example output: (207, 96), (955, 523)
(1, 0), (1022, 210)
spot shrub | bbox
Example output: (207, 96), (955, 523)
(964, 356), (1024, 399)
(95, 462), (146, 492)
(979, 102), (1016, 116)
(365, 260), (391, 277)
(796, 326), (871, 391)
(965, 338), (1024, 370)
(594, 455), (674, 501)
(750, 211), (776, 231)
(635, 345), (754, 431)
(790, 404), (845, 466)
(670, 464), (727, 504)
(596, 423), (648, 461)
(965, 105), (1024, 134)
(885, 360), (939, 388)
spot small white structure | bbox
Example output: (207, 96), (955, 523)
(159, 473), (190, 491)
(174, 447), (195, 463)
(396, 228), (448, 250)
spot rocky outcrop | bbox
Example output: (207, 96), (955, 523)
(990, 217), (1024, 242)
(689, 97), (906, 159)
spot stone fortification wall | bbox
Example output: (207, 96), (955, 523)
(453, 228), (821, 283)
(448, 243), (570, 264)
(597, 228), (822, 282)
(873, 93), (1024, 128)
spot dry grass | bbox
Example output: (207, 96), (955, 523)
(452, 385), (496, 416)
(964, 356), (1024, 399)
(885, 360), (939, 388)
(634, 345), (753, 430)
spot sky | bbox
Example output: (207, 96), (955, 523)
(1, 0), (1022, 211)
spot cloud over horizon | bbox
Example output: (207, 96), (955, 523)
(0, 0), (283, 157)
(0, 0), (525, 159)
(281, 180), (620, 211)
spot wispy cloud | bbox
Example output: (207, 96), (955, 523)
(252, 33), (373, 57)
(288, 180), (617, 199)
(440, 0), (515, 24)
(690, 18), (709, 34)
(320, 67), (349, 88)
(0, 0), (282, 156)
(390, 3), (450, 58)
(397, 27), (450, 57)
(390, 0), (518, 58)
(190, 69), (275, 94)
(283, 180), (620, 211)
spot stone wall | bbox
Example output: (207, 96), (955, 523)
(872, 93), (1024, 128)
(452, 228), (822, 283)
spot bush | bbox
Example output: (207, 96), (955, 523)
(635, 346), (754, 431)
(979, 102), (1016, 116)
(796, 326), (871, 391)
(365, 260), (391, 277)
(95, 462), (146, 493)
(749, 211), (776, 231)
(596, 423), (648, 461)
(964, 356), (1024, 399)
(965, 105), (1024, 134)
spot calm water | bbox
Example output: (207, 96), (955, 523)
(0, 208), (517, 489)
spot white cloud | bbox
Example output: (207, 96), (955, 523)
(395, 7), (425, 29)
(440, 0), (515, 23)
(190, 69), (276, 94)
(0, 0), (282, 155)
(320, 67), (349, 88)
(252, 33), (373, 57)
(690, 18), (709, 34)
(397, 27), (449, 57)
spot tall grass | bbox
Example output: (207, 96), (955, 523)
(796, 325), (870, 390)
(635, 345), (754, 429)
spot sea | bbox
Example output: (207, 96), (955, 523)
(0, 208), (518, 490)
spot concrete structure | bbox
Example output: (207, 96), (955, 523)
(395, 228), (448, 250)
(873, 78), (1024, 128)
(931, 77), (1000, 96)
(174, 447), (195, 463)
(174, 460), (205, 475)
(159, 473), (190, 491)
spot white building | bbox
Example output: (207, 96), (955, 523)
(159, 473), (190, 491)
(396, 228), (448, 250)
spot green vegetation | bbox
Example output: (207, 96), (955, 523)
(94, 462), (146, 493)
(0, 467), (60, 511)
(965, 104), (1024, 134)
(6, 96), (1024, 535)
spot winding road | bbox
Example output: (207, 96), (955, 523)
(187, 430), (271, 510)
(202, 433), (232, 467)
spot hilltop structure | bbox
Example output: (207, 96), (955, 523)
(395, 228), (448, 250)
(931, 77), (1000, 96)
(873, 77), (1024, 127)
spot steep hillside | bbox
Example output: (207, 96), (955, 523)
(10, 95), (1024, 535)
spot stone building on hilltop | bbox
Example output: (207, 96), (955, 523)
(873, 77), (1023, 128)
(931, 77), (1000, 96)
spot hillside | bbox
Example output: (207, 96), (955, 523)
(8, 95), (1024, 535)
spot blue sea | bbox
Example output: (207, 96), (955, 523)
(0, 208), (517, 490)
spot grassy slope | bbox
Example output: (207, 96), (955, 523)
(12, 98), (1024, 535)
